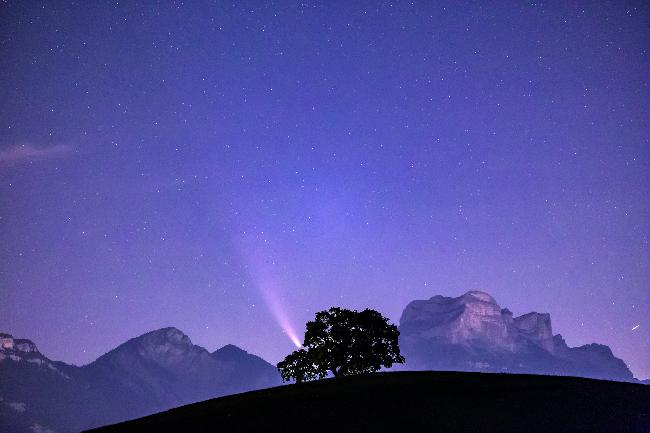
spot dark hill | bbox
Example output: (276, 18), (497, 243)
(88, 371), (650, 433)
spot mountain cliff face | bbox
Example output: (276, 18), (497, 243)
(0, 328), (281, 433)
(399, 291), (634, 382)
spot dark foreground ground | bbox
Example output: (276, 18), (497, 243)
(88, 371), (650, 433)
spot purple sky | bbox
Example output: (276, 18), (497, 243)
(0, 1), (648, 379)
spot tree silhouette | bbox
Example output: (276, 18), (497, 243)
(277, 307), (405, 382)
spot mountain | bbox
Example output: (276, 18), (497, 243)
(399, 291), (634, 382)
(0, 328), (281, 433)
(2, 295), (643, 431)
(211, 344), (281, 391)
(0, 333), (80, 433)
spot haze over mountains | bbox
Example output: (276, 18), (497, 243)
(1, 291), (642, 433)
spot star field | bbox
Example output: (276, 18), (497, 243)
(0, 1), (648, 379)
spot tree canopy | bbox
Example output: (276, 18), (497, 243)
(277, 307), (405, 382)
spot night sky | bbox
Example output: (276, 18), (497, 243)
(1, 1), (648, 379)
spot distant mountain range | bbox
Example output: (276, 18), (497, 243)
(1, 291), (644, 432)
(0, 328), (280, 433)
(399, 291), (635, 382)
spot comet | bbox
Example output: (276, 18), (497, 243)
(240, 245), (303, 349)
(260, 283), (303, 348)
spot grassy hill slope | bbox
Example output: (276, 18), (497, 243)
(88, 371), (650, 433)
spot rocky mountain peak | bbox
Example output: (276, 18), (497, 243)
(0, 332), (64, 376)
(400, 291), (513, 349)
(213, 344), (247, 357)
(461, 291), (497, 304)
(576, 343), (614, 356)
(130, 327), (195, 354)
(1, 334), (40, 355)
(399, 291), (635, 382)
(1, 333), (16, 350)
(400, 293), (562, 353)
(14, 339), (39, 353)
(93, 327), (212, 371)
(553, 334), (569, 352)
(140, 327), (192, 345)
(212, 344), (268, 366)
(513, 312), (554, 352)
